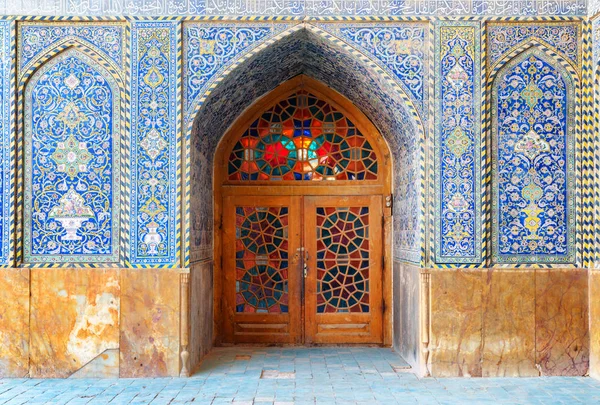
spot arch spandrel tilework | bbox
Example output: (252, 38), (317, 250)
(491, 49), (576, 265)
(487, 22), (582, 69)
(23, 48), (121, 265)
(315, 22), (429, 116)
(18, 22), (126, 79)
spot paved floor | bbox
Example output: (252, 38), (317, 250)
(1, 347), (600, 404)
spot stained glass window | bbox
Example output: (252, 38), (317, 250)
(228, 91), (378, 181)
(235, 206), (289, 313)
(316, 207), (370, 313)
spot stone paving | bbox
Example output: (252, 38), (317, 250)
(1, 347), (600, 404)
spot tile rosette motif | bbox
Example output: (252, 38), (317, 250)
(435, 23), (481, 264)
(24, 50), (121, 264)
(131, 22), (178, 265)
(492, 50), (576, 264)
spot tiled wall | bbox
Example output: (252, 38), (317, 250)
(0, 13), (597, 378)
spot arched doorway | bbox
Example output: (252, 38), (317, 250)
(213, 76), (392, 345)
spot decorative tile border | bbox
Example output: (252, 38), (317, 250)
(434, 21), (482, 264)
(0, 20), (11, 266)
(0, 0), (588, 16)
(130, 21), (179, 266)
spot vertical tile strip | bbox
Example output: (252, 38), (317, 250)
(434, 20), (482, 265)
(130, 21), (179, 267)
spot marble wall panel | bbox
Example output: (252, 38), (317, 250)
(189, 261), (213, 373)
(430, 269), (482, 377)
(535, 269), (588, 376)
(589, 271), (600, 379)
(29, 269), (120, 378)
(481, 269), (537, 377)
(0, 269), (30, 377)
(393, 261), (421, 373)
(120, 269), (180, 377)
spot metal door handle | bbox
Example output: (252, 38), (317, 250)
(303, 250), (309, 278)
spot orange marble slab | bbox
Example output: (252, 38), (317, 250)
(590, 271), (600, 379)
(29, 269), (120, 378)
(120, 269), (180, 377)
(0, 268), (30, 377)
(430, 269), (482, 377)
(482, 269), (537, 377)
(535, 269), (588, 376)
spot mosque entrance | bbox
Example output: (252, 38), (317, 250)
(214, 76), (392, 345)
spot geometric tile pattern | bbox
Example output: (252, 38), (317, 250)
(487, 22), (581, 69)
(316, 206), (370, 313)
(0, 0), (588, 16)
(130, 21), (179, 266)
(492, 50), (576, 264)
(18, 23), (125, 74)
(0, 21), (9, 266)
(235, 206), (289, 314)
(228, 91), (378, 181)
(23, 49), (121, 264)
(435, 22), (482, 264)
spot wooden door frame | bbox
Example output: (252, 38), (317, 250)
(213, 75), (394, 346)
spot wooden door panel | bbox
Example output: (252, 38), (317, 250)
(304, 195), (383, 344)
(222, 195), (302, 344)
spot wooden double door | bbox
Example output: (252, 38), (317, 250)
(222, 194), (383, 344)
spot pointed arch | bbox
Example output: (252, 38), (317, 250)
(183, 23), (425, 143)
(488, 37), (581, 85)
(183, 22), (427, 267)
(21, 47), (123, 266)
(18, 35), (125, 85)
(490, 45), (577, 266)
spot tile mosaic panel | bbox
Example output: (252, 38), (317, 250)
(18, 23), (125, 74)
(184, 23), (292, 117)
(492, 49), (576, 264)
(487, 22), (581, 69)
(130, 21), (179, 266)
(434, 22), (481, 264)
(23, 49), (121, 264)
(0, 21), (10, 266)
(0, 0), (587, 16)
(317, 23), (428, 115)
